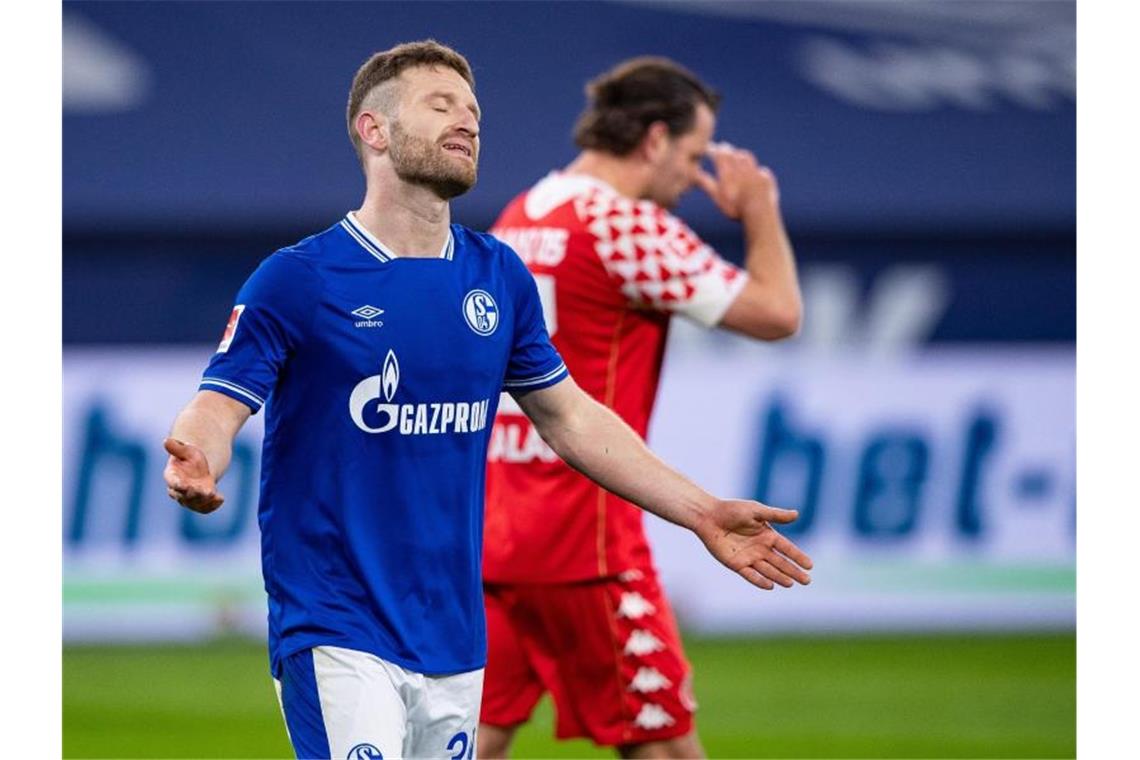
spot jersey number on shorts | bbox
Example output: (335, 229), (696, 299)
(446, 729), (475, 760)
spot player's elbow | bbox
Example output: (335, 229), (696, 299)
(730, 299), (801, 341)
(720, 281), (802, 341)
(765, 299), (802, 340)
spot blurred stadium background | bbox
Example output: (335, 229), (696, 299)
(62, 1), (1075, 757)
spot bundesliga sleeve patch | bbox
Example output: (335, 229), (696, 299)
(216, 304), (245, 353)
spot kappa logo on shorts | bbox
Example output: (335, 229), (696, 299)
(347, 743), (383, 760)
(633, 703), (676, 730)
(628, 666), (673, 694)
(462, 289), (499, 336)
(616, 591), (657, 619)
(624, 629), (666, 656)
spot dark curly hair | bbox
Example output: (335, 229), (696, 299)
(573, 57), (720, 156)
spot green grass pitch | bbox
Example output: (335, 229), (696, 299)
(63, 634), (1074, 758)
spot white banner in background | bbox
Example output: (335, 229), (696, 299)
(63, 342), (1074, 641)
(64, 348), (268, 641)
(647, 337), (1074, 633)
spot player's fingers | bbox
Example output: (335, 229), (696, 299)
(178, 488), (204, 508)
(164, 468), (184, 489)
(164, 468), (208, 499)
(177, 483), (212, 506)
(719, 147), (746, 174)
(739, 566), (775, 591)
(756, 505), (798, 524)
(694, 169), (719, 197)
(754, 559), (795, 588)
(725, 145), (752, 169)
(764, 551), (812, 585)
(183, 491), (224, 514)
(164, 437), (194, 461)
(772, 534), (814, 571)
(732, 146), (758, 168)
(707, 143), (736, 172)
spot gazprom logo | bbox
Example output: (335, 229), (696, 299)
(349, 349), (490, 435)
(381, 350), (399, 402)
(463, 289), (499, 336)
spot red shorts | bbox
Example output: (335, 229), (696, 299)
(480, 569), (696, 746)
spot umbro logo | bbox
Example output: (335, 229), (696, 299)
(352, 305), (384, 319)
(352, 305), (385, 328)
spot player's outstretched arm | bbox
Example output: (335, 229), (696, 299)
(163, 390), (252, 514)
(696, 142), (803, 341)
(514, 377), (812, 590)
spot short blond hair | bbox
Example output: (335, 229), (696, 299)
(346, 40), (476, 157)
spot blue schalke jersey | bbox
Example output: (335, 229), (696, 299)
(199, 213), (567, 676)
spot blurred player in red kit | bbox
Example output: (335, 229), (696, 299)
(480, 58), (804, 758)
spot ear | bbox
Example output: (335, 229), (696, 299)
(640, 121), (671, 164)
(355, 110), (389, 153)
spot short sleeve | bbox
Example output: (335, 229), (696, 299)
(580, 193), (748, 327)
(199, 253), (319, 413)
(500, 246), (568, 393)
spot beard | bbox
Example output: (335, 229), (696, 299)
(388, 120), (477, 200)
(646, 172), (687, 210)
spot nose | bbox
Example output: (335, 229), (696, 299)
(456, 109), (479, 139)
(456, 119), (479, 140)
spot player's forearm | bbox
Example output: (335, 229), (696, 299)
(537, 393), (717, 533)
(168, 396), (241, 481)
(740, 198), (802, 327)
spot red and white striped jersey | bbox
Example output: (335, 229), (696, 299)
(483, 172), (747, 583)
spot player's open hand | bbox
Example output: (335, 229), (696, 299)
(696, 498), (812, 590)
(695, 142), (780, 220)
(163, 437), (225, 514)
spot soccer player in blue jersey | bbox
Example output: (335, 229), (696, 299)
(163, 40), (812, 760)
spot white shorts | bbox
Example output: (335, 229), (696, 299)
(273, 645), (484, 759)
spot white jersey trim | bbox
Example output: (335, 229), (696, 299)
(696, 267), (750, 327)
(523, 172), (616, 220)
(200, 377), (265, 407)
(343, 212), (454, 261)
(502, 362), (568, 389)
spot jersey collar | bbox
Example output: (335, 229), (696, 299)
(547, 170), (621, 197)
(340, 212), (455, 263)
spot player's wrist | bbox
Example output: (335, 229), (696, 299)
(740, 193), (776, 223)
(687, 493), (723, 538)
